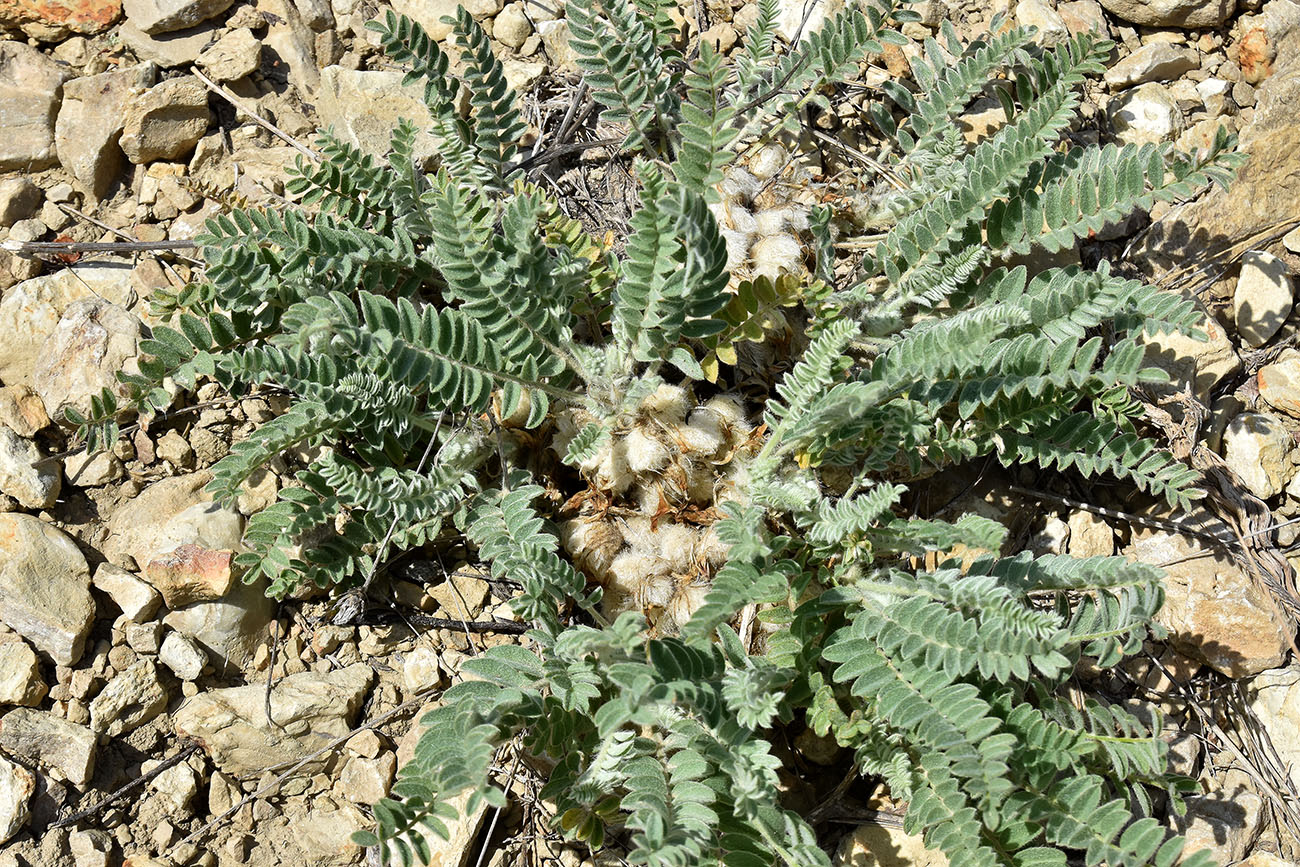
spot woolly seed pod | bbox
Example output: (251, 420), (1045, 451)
(703, 395), (752, 444)
(631, 482), (664, 515)
(618, 515), (658, 552)
(677, 417), (724, 460)
(665, 578), (712, 632)
(624, 427), (671, 475)
(492, 389), (532, 428)
(552, 407), (596, 458)
(561, 518), (624, 578)
(750, 232), (806, 282)
(639, 383), (692, 426)
(749, 143), (787, 181)
(754, 208), (789, 237)
(728, 202), (759, 235)
(718, 167), (761, 203)
(603, 550), (672, 620)
(697, 524), (730, 569)
(583, 439), (633, 495)
(656, 523), (698, 573)
(721, 228), (754, 272)
(638, 570), (675, 611)
(682, 457), (717, 504)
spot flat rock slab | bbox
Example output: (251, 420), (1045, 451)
(55, 63), (155, 198)
(173, 664), (374, 777)
(1129, 529), (1296, 678)
(0, 41), (69, 171)
(89, 659), (167, 737)
(0, 754), (35, 845)
(0, 708), (96, 787)
(0, 513), (95, 666)
(122, 0), (232, 33)
(0, 263), (136, 388)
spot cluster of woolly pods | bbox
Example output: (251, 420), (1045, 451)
(710, 144), (815, 284)
(556, 385), (760, 632)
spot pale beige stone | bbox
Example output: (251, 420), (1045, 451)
(1128, 529), (1294, 677)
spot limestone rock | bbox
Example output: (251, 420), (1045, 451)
(0, 708), (96, 787)
(298, 803), (371, 866)
(774, 0), (841, 41)
(145, 544), (237, 608)
(163, 576), (274, 672)
(1232, 0), (1300, 85)
(1258, 349), (1300, 418)
(427, 571), (488, 620)
(0, 514), (95, 666)
(259, 0), (319, 95)
(89, 659), (167, 737)
(1133, 63), (1300, 281)
(196, 27), (261, 81)
(0, 755), (34, 845)
(1066, 510), (1114, 557)
(493, 2), (531, 47)
(0, 42), (70, 171)
(91, 562), (161, 622)
(102, 472), (226, 569)
(402, 646), (443, 694)
(69, 829), (112, 866)
(55, 64), (156, 198)
(33, 297), (145, 427)
(123, 0), (233, 33)
(1169, 784), (1263, 864)
(336, 751), (395, 804)
(502, 58), (546, 91)
(0, 178), (42, 228)
(173, 663), (374, 776)
(0, 0), (120, 38)
(1128, 529), (1295, 677)
(1104, 43), (1199, 89)
(1139, 296), (1240, 405)
(117, 19), (214, 67)
(145, 760), (198, 813)
(1284, 225), (1300, 254)
(0, 640), (48, 707)
(834, 822), (948, 867)
(0, 263), (135, 387)
(119, 77), (209, 164)
(1221, 411), (1295, 499)
(1234, 853), (1294, 867)
(64, 449), (124, 487)
(536, 19), (578, 72)
(316, 66), (439, 166)
(1234, 250), (1294, 347)
(1247, 666), (1300, 793)
(1057, 0), (1109, 36)
(0, 424), (60, 509)
(1106, 82), (1185, 145)
(158, 630), (206, 680)
(0, 385), (51, 437)
(388, 0), (456, 39)
(1015, 0), (1069, 40)
(1096, 0), (1233, 27)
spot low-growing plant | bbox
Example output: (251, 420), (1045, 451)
(71, 0), (1247, 864)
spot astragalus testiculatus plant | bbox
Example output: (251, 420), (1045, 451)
(69, 0), (1247, 863)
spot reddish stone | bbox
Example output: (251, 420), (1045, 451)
(0, 0), (121, 39)
(1237, 28), (1275, 85)
(145, 543), (237, 608)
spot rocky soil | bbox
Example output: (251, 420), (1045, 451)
(3, 0), (1300, 864)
